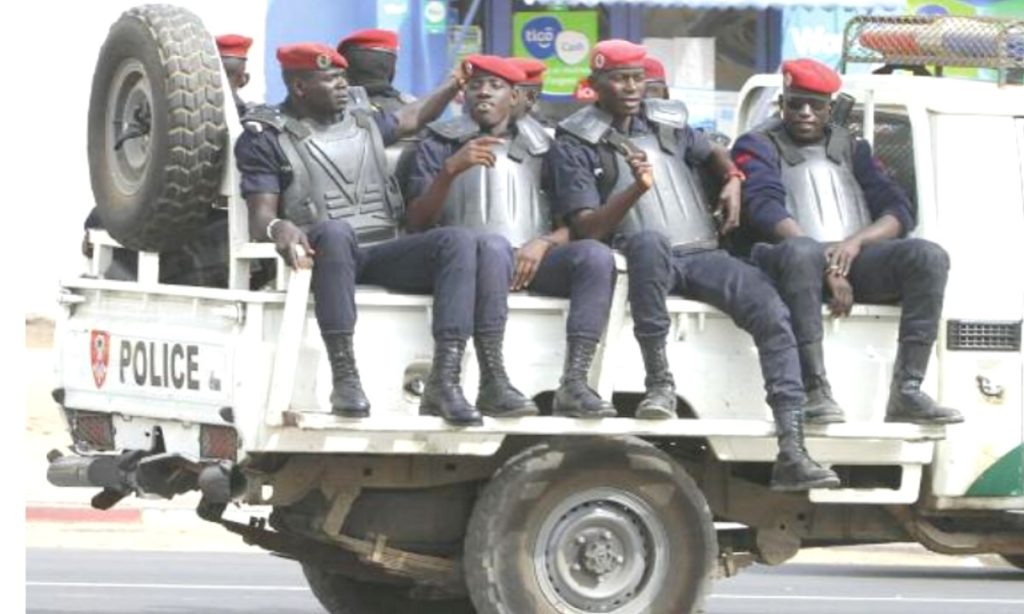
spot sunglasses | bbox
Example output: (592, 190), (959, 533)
(784, 96), (830, 112)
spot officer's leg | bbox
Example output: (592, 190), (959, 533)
(849, 239), (961, 424)
(623, 230), (680, 419)
(530, 239), (617, 418)
(680, 250), (840, 490)
(359, 228), (482, 425)
(751, 237), (843, 423)
(472, 232), (536, 417)
(306, 220), (369, 417)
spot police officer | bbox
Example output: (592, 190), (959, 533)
(216, 34), (253, 116)
(507, 57), (553, 127)
(336, 29), (415, 115)
(545, 40), (839, 491)
(405, 55), (617, 419)
(235, 43), (531, 426)
(642, 56), (669, 100)
(731, 58), (962, 426)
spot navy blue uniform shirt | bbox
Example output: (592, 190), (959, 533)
(543, 111), (713, 227)
(730, 129), (914, 255)
(234, 108), (399, 196)
(405, 123), (541, 203)
(404, 130), (470, 202)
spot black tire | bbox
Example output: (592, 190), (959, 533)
(301, 564), (474, 614)
(88, 4), (226, 252)
(1001, 554), (1024, 572)
(464, 437), (717, 614)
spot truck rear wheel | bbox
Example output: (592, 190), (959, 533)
(464, 437), (717, 614)
(301, 564), (474, 614)
(88, 4), (226, 252)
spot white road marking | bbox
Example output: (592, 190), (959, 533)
(28, 582), (1024, 605)
(27, 581), (308, 592)
(712, 595), (1024, 605)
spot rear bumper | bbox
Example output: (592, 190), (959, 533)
(46, 449), (244, 505)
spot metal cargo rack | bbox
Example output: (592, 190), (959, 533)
(840, 15), (1024, 85)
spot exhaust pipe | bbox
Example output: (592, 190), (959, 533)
(47, 449), (245, 504)
(46, 451), (130, 490)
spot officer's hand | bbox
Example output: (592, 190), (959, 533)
(824, 238), (862, 277)
(512, 238), (553, 291)
(825, 272), (854, 317)
(444, 136), (502, 176)
(715, 178), (741, 235)
(271, 220), (315, 270)
(451, 62), (472, 89)
(627, 152), (653, 191)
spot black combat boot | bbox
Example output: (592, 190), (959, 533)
(770, 408), (841, 491)
(322, 333), (370, 418)
(474, 334), (538, 417)
(553, 338), (617, 419)
(636, 338), (676, 420)
(798, 343), (845, 424)
(885, 343), (964, 424)
(421, 339), (483, 426)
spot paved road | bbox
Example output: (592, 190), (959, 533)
(26, 548), (1023, 614)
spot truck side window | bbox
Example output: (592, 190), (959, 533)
(845, 106), (918, 221)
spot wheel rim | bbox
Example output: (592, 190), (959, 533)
(534, 487), (668, 613)
(106, 58), (154, 197)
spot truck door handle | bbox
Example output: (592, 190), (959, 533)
(976, 375), (1004, 399)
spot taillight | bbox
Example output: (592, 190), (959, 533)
(66, 410), (115, 451)
(200, 425), (238, 460)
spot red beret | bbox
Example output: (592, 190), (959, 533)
(338, 28), (399, 52)
(462, 54), (527, 85)
(643, 56), (666, 82)
(573, 78), (597, 102)
(216, 34), (253, 59)
(781, 58), (841, 95)
(591, 39), (646, 72)
(276, 43), (348, 71)
(508, 57), (547, 85)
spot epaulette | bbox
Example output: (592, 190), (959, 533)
(426, 114), (480, 143)
(643, 98), (689, 129)
(514, 114), (553, 156)
(557, 105), (613, 145)
(241, 104), (287, 134)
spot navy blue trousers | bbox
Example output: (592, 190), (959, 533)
(529, 240), (616, 342)
(750, 236), (949, 347)
(306, 220), (512, 341)
(624, 230), (804, 411)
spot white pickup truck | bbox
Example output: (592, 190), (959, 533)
(48, 8), (1022, 614)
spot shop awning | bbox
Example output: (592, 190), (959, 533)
(524, 1), (907, 9)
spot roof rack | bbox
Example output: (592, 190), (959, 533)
(840, 15), (1024, 85)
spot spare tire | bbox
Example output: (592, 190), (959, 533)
(88, 4), (227, 252)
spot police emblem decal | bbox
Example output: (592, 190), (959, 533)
(90, 330), (110, 388)
(316, 53), (331, 69)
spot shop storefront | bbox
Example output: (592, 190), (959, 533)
(263, 0), (1023, 129)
